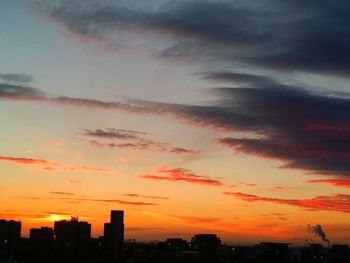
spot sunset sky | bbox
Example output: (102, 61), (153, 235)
(1, 0), (350, 245)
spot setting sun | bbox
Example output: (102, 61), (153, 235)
(49, 214), (69, 222)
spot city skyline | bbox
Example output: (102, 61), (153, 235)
(0, 211), (336, 246)
(1, 210), (349, 262)
(1, 0), (350, 245)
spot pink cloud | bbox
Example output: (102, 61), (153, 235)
(0, 155), (111, 173)
(139, 167), (223, 186)
(224, 192), (350, 213)
(307, 179), (350, 189)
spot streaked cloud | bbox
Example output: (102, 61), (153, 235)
(224, 192), (350, 213)
(14, 194), (158, 206)
(179, 216), (223, 224)
(0, 155), (111, 173)
(50, 191), (76, 196)
(85, 128), (196, 155)
(92, 199), (157, 206)
(84, 128), (147, 140)
(307, 179), (350, 189)
(3, 80), (350, 178)
(140, 167), (223, 186)
(121, 193), (169, 200)
(0, 74), (34, 84)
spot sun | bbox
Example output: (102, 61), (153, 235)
(49, 214), (64, 222)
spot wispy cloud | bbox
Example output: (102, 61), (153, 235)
(14, 194), (158, 206)
(140, 167), (223, 186)
(44, 210), (72, 216)
(307, 179), (350, 189)
(2, 80), (350, 178)
(50, 191), (76, 196)
(84, 128), (147, 140)
(121, 193), (169, 200)
(89, 140), (195, 155)
(0, 155), (111, 173)
(179, 216), (223, 224)
(92, 199), (157, 206)
(224, 192), (350, 213)
(84, 128), (196, 155)
(0, 74), (34, 84)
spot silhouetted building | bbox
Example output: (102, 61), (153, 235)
(330, 244), (350, 263)
(257, 242), (290, 263)
(54, 217), (91, 262)
(29, 227), (54, 262)
(300, 244), (329, 263)
(232, 245), (259, 262)
(166, 238), (189, 251)
(0, 220), (21, 259)
(191, 234), (221, 254)
(104, 210), (124, 260)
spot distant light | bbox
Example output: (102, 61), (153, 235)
(50, 214), (62, 222)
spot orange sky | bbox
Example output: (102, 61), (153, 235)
(1, 0), (350, 246)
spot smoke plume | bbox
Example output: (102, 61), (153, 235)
(308, 224), (329, 243)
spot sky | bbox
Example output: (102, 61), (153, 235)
(1, 0), (350, 245)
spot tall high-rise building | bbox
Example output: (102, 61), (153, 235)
(0, 219), (21, 258)
(54, 217), (91, 262)
(29, 227), (54, 262)
(103, 210), (124, 260)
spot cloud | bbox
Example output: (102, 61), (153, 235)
(14, 1), (350, 180)
(0, 83), (43, 100)
(0, 156), (56, 166)
(307, 179), (350, 189)
(273, 186), (288, 190)
(92, 199), (157, 206)
(140, 167), (223, 186)
(0, 212), (51, 220)
(121, 193), (169, 200)
(50, 191), (76, 196)
(89, 140), (195, 155)
(224, 192), (350, 213)
(179, 216), (223, 224)
(38, 0), (350, 76)
(2, 79), (350, 178)
(14, 194), (158, 206)
(0, 155), (111, 173)
(202, 72), (275, 85)
(84, 128), (147, 140)
(44, 210), (72, 216)
(0, 74), (34, 84)
(85, 128), (195, 155)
